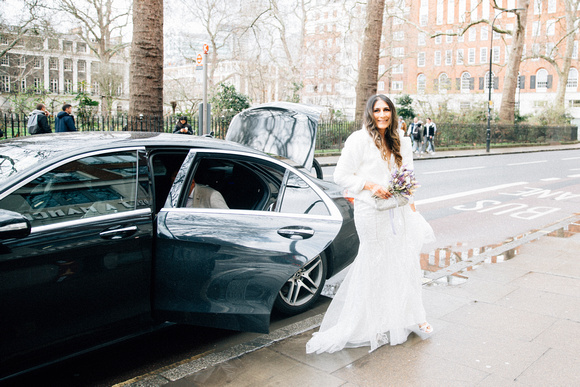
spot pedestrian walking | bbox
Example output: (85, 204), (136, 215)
(425, 117), (437, 154)
(55, 104), (77, 132)
(173, 116), (194, 135)
(398, 117), (407, 135)
(407, 117), (418, 149)
(306, 94), (435, 354)
(412, 119), (424, 153)
(27, 103), (52, 135)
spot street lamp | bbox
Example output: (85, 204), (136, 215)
(487, 8), (525, 153)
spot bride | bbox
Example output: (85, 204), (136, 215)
(306, 94), (435, 354)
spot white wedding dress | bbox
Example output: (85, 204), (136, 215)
(306, 129), (435, 354)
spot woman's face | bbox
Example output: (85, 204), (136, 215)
(373, 99), (391, 131)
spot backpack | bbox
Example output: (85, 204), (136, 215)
(27, 113), (42, 135)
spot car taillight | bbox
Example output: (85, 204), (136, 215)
(344, 196), (354, 204)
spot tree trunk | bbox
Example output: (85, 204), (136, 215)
(354, 0), (385, 121)
(554, 0), (577, 107)
(129, 0), (164, 118)
(499, 1), (530, 122)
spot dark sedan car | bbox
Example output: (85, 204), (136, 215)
(0, 132), (358, 378)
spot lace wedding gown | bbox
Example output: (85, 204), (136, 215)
(306, 129), (435, 354)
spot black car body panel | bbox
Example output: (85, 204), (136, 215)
(0, 132), (357, 378)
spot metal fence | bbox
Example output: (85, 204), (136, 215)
(1, 113), (577, 150)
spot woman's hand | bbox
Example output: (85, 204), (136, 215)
(364, 182), (392, 199)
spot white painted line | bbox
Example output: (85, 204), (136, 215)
(540, 178), (561, 181)
(507, 160), (547, 166)
(423, 166), (485, 175)
(570, 168), (580, 171)
(415, 182), (529, 205)
(568, 174), (580, 178)
(562, 157), (580, 160)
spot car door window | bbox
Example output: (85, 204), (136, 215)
(0, 151), (151, 227)
(178, 155), (285, 211)
(279, 172), (330, 216)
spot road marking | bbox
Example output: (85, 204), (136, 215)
(571, 168), (580, 171)
(568, 174), (580, 178)
(415, 182), (529, 205)
(562, 157), (580, 160)
(540, 178), (561, 181)
(423, 166), (485, 175)
(507, 160), (547, 166)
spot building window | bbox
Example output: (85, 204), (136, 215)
(34, 77), (42, 93)
(393, 64), (403, 74)
(63, 41), (73, 52)
(434, 51), (441, 66)
(469, 28), (476, 41)
(457, 49), (464, 64)
(536, 69), (549, 89)
(64, 58), (73, 71)
(393, 31), (404, 41)
(574, 41), (578, 59)
(447, 0), (455, 23)
(418, 32), (426, 46)
(18, 56), (26, 68)
(420, 13), (428, 27)
(1, 75), (10, 92)
(393, 47), (405, 57)
(417, 74), (426, 94)
(567, 68), (578, 89)
(468, 47), (475, 64)
(49, 57), (58, 70)
(480, 47), (488, 64)
(481, 26), (488, 41)
(1, 56), (8, 66)
(461, 72), (472, 92)
(92, 62), (100, 73)
(78, 60), (86, 72)
(64, 79), (72, 93)
(20, 78), (26, 91)
(378, 81), (385, 91)
(50, 79), (58, 93)
(392, 81), (403, 91)
(548, 0), (556, 13)
(436, 0), (444, 24)
(418, 52), (426, 67)
(435, 35), (442, 44)
(534, 0), (542, 14)
(77, 42), (87, 53)
(92, 80), (99, 95)
(532, 43), (541, 59)
(532, 21), (541, 37)
(546, 20), (556, 36)
(492, 47), (500, 63)
(546, 42), (555, 58)
(33, 56), (42, 68)
(378, 64), (385, 74)
(438, 73), (451, 93)
(0, 36), (8, 45)
(446, 29), (453, 43)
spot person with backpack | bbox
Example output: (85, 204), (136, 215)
(27, 103), (52, 135)
(55, 104), (77, 132)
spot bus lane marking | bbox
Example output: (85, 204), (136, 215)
(415, 182), (528, 205)
(507, 160), (547, 166)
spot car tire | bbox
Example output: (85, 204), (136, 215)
(274, 253), (327, 316)
(312, 158), (323, 179)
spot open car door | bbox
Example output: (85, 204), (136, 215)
(153, 148), (343, 333)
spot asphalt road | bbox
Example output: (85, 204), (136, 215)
(8, 149), (580, 386)
(323, 149), (580, 250)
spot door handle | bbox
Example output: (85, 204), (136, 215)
(99, 225), (138, 240)
(277, 226), (314, 239)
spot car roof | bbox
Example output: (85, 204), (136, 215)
(0, 132), (266, 189)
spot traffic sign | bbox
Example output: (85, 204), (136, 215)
(203, 44), (209, 54)
(196, 54), (203, 65)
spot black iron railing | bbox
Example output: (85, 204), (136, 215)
(1, 113), (577, 151)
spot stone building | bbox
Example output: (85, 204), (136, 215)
(0, 28), (130, 114)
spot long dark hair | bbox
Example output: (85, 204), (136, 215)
(363, 94), (402, 167)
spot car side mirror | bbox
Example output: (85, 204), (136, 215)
(0, 209), (32, 240)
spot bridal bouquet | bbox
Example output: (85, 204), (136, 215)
(372, 166), (419, 210)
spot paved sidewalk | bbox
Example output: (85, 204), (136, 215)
(126, 219), (580, 386)
(122, 143), (580, 387)
(314, 142), (580, 167)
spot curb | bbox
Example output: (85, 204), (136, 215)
(315, 144), (580, 167)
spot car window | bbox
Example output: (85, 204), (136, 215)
(279, 172), (330, 216)
(0, 151), (151, 228)
(179, 156), (284, 211)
